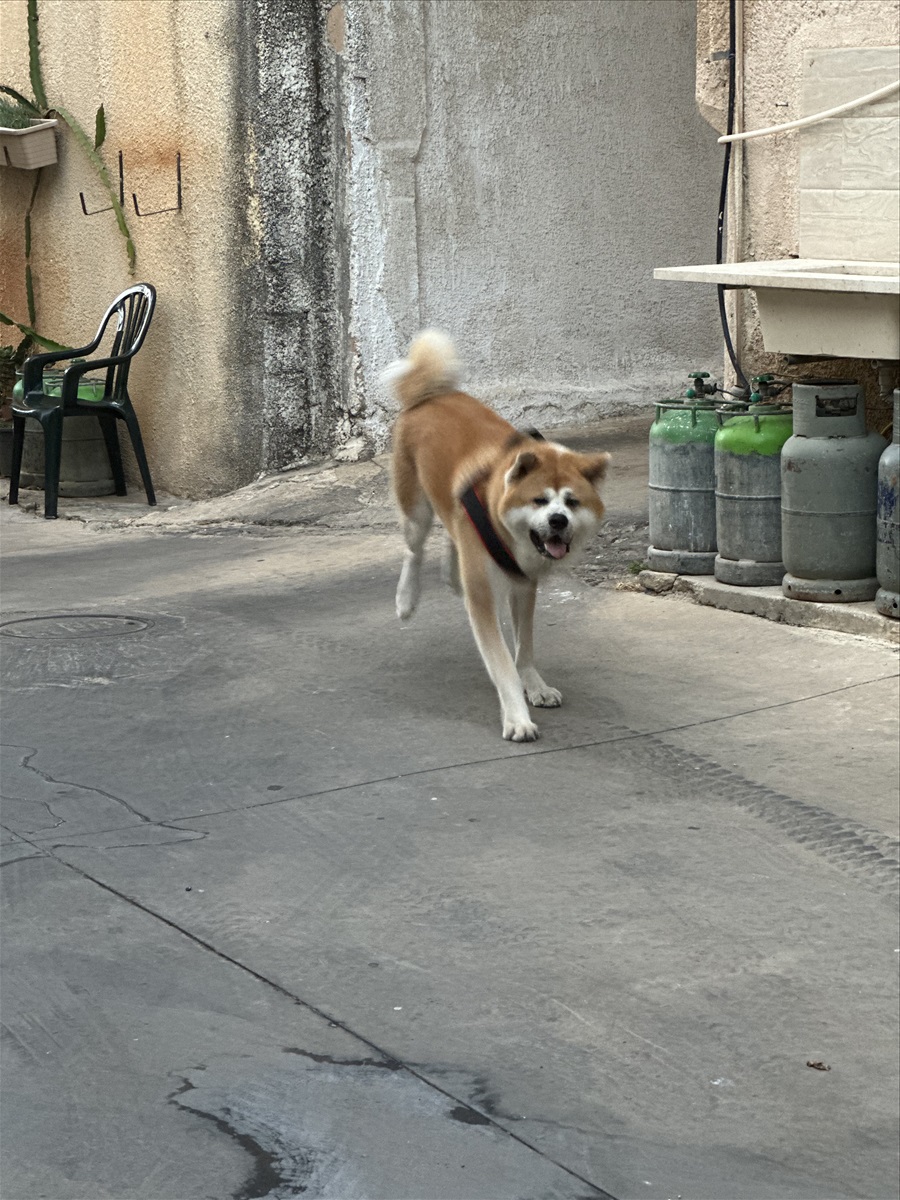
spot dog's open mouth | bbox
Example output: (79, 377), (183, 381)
(531, 531), (570, 560)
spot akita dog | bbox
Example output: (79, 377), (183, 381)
(389, 331), (610, 742)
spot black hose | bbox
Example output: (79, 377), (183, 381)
(716, 0), (750, 393)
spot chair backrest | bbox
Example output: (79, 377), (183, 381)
(94, 283), (156, 401)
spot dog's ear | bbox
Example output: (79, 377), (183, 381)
(505, 450), (538, 483)
(579, 452), (611, 484)
(503, 431), (528, 451)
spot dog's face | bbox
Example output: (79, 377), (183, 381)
(495, 444), (610, 571)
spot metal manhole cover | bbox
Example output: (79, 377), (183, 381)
(0, 615), (154, 640)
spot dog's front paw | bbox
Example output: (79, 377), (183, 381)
(503, 718), (540, 742)
(526, 684), (562, 708)
(396, 593), (417, 621)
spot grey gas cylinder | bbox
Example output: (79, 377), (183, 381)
(875, 389), (899, 618)
(714, 404), (793, 586)
(781, 380), (887, 603)
(647, 394), (719, 574)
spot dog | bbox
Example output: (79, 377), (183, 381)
(389, 330), (610, 742)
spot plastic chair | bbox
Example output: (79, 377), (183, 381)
(8, 283), (157, 519)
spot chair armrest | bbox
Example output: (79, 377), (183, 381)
(22, 341), (102, 394)
(58, 356), (129, 404)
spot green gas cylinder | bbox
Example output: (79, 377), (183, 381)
(648, 372), (719, 574)
(714, 394), (793, 586)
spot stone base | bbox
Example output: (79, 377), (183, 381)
(782, 573), (878, 604)
(715, 555), (785, 587)
(637, 572), (899, 645)
(646, 546), (715, 575)
(875, 587), (899, 619)
(21, 416), (115, 497)
(0, 423), (12, 478)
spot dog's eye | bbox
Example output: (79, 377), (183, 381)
(566, 497), (581, 509)
(532, 497), (549, 506)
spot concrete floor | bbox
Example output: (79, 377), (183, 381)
(1, 427), (899, 1200)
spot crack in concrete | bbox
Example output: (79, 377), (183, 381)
(11, 837), (615, 1200)
(282, 1046), (401, 1070)
(0, 852), (47, 869)
(0, 744), (206, 848)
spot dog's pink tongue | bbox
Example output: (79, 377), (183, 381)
(545, 539), (568, 559)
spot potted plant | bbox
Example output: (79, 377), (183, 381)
(0, 337), (31, 477)
(0, 96), (57, 169)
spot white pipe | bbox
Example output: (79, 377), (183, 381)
(727, 0), (745, 389)
(718, 80), (899, 143)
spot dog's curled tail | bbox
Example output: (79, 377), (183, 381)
(385, 329), (460, 410)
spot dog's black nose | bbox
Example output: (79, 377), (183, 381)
(548, 512), (568, 531)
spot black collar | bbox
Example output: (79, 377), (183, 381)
(459, 484), (526, 578)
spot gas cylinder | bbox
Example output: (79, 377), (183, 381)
(875, 389), (899, 618)
(714, 393), (793, 586)
(781, 380), (887, 603)
(647, 372), (719, 574)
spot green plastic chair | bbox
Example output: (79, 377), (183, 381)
(8, 283), (157, 519)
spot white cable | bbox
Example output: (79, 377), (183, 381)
(718, 80), (899, 143)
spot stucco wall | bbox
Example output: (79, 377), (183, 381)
(235, 0), (350, 475)
(3, 0), (729, 498)
(696, 0), (899, 421)
(345, 0), (725, 444)
(0, 0), (265, 497)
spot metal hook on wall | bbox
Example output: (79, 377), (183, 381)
(132, 152), (182, 217)
(79, 150), (124, 215)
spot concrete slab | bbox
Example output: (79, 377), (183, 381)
(46, 743), (899, 1200)
(661, 673), (900, 840)
(2, 430), (898, 1200)
(2, 854), (593, 1200)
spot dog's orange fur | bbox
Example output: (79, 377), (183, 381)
(390, 330), (610, 741)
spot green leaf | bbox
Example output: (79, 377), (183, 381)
(0, 86), (42, 115)
(27, 0), (48, 112)
(54, 105), (135, 272)
(0, 310), (68, 351)
(24, 169), (41, 327)
(25, 265), (36, 328)
(94, 104), (106, 150)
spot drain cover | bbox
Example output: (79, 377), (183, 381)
(0, 615), (153, 640)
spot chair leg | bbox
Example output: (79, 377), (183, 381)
(42, 409), (64, 519)
(97, 412), (127, 495)
(8, 414), (26, 506)
(121, 409), (156, 506)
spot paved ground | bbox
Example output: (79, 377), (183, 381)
(1, 417), (898, 1200)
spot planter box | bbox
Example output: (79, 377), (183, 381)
(20, 415), (115, 496)
(0, 119), (58, 169)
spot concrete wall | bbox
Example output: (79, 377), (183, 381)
(346, 0), (725, 445)
(234, 0), (351, 475)
(0, 0), (264, 498)
(3, 0), (724, 497)
(798, 47), (899, 264)
(696, 0), (899, 424)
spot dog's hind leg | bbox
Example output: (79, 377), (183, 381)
(441, 539), (462, 594)
(396, 493), (433, 620)
(509, 583), (562, 707)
